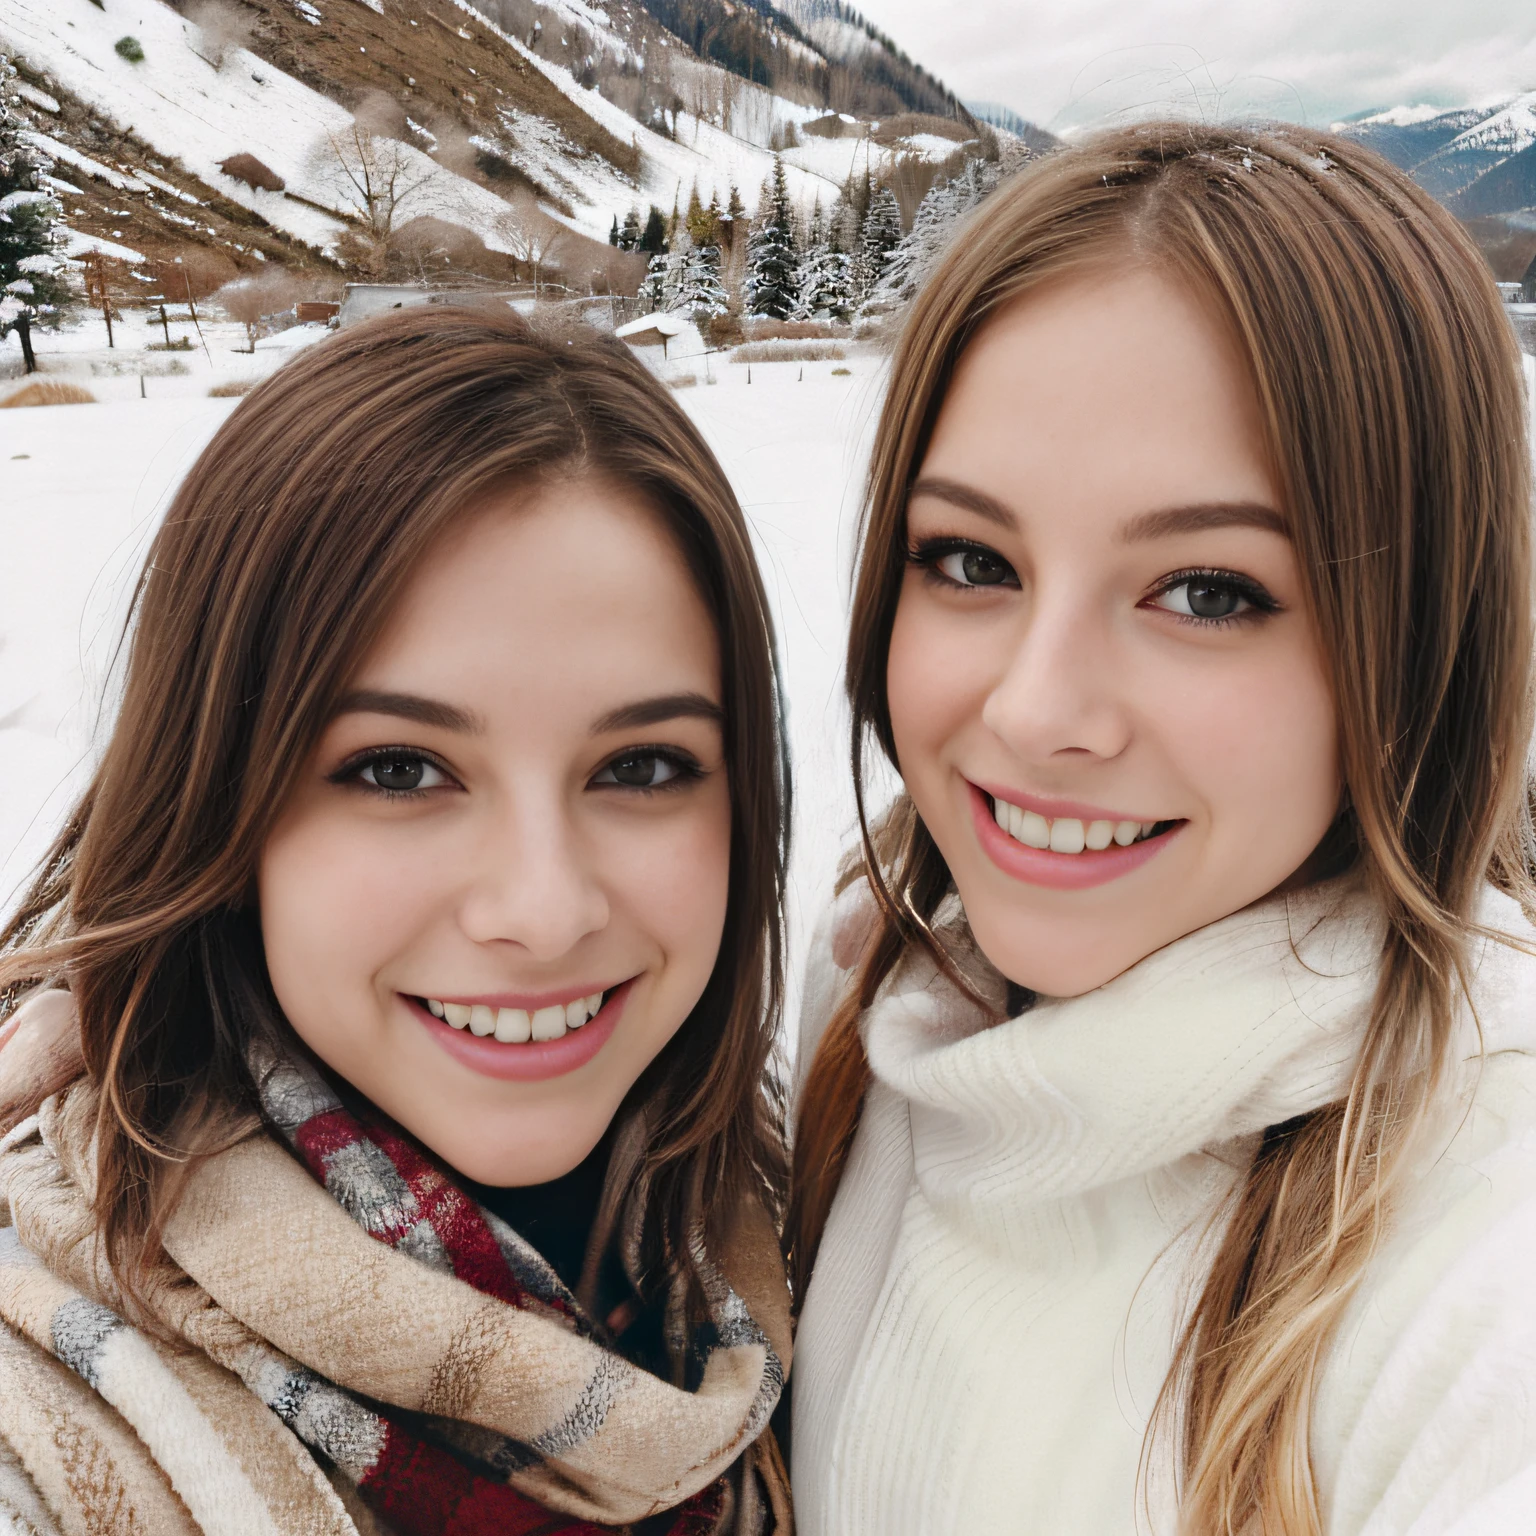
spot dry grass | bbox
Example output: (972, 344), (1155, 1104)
(831, 367), (852, 376)
(0, 381), (97, 408)
(668, 374), (699, 389)
(208, 379), (256, 398)
(732, 340), (847, 364)
(742, 318), (846, 342)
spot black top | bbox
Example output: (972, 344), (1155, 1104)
(466, 1130), (612, 1296)
(465, 1130), (671, 1378)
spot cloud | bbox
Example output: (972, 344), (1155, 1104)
(849, 0), (1536, 130)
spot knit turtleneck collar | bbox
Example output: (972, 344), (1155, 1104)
(859, 878), (1536, 1221)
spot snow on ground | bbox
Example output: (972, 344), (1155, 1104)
(0, 324), (884, 1035)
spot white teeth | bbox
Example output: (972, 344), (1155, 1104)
(1019, 809), (1050, 848)
(427, 999), (445, 1019)
(1049, 817), (1086, 854)
(587, 991), (603, 1017)
(531, 1005), (567, 1042)
(495, 1007), (531, 1043)
(566, 998), (587, 1030)
(468, 1004), (496, 1037)
(992, 798), (1166, 856)
(443, 1002), (471, 1029)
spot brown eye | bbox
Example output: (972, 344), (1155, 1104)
(593, 752), (686, 788)
(356, 753), (446, 792)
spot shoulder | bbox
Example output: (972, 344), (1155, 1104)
(1314, 1049), (1536, 1527)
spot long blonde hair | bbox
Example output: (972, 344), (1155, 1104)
(788, 121), (1534, 1533)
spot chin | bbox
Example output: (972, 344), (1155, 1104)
(964, 903), (1152, 1000)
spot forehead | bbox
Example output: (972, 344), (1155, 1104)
(920, 268), (1278, 538)
(353, 476), (720, 720)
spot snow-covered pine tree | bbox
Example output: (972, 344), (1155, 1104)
(0, 56), (73, 373)
(744, 155), (798, 320)
(609, 214), (620, 246)
(619, 206), (641, 250)
(792, 199), (852, 322)
(655, 225), (691, 311)
(865, 159), (999, 317)
(637, 250), (669, 311)
(676, 239), (728, 319)
(854, 184), (901, 307)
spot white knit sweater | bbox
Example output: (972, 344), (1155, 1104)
(791, 879), (1536, 1535)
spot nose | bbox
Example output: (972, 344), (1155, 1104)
(980, 585), (1133, 764)
(457, 793), (609, 961)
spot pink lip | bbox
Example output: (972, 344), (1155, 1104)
(406, 979), (633, 1082)
(968, 782), (1183, 890)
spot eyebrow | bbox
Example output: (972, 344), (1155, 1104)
(592, 692), (724, 734)
(1117, 502), (1288, 543)
(331, 690), (485, 733)
(909, 478), (1288, 544)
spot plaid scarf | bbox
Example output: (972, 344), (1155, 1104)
(0, 1004), (791, 1536)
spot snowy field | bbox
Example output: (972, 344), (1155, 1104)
(0, 321), (885, 1037)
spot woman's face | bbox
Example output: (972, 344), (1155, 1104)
(260, 477), (732, 1185)
(887, 268), (1340, 997)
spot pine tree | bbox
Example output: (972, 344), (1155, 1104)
(0, 56), (73, 373)
(854, 184), (902, 308)
(744, 155), (798, 320)
(619, 206), (641, 251)
(637, 250), (669, 311)
(608, 213), (619, 247)
(677, 239), (728, 318)
(866, 160), (1000, 316)
(639, 205), (666, 254)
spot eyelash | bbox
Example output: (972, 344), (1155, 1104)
(1147, 567), (1280, 627)
(329, 747), (459, 801)
(328, 745), (706, 800)
(909, 538), (1280, 628)
(590, 745), (706, 795)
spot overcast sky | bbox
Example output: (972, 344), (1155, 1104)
(843, 1), (1536, 133)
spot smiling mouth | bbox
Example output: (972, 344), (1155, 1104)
(415, 987), (618, 1044)
(986, 793), (1183, 855)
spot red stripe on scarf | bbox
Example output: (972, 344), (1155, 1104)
(370, 1121), (577, 1318)
(362, 1422), (608, 1536)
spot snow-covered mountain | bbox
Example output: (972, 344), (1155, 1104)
(1338, 92), (1536, 219)
(0, 0), (1009, 285)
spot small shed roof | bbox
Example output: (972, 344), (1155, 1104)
(616, 311), (686, 340)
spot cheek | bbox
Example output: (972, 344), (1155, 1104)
(603, 782), (733, 986)
(258, 810), (445, 1022)
(1177, 645), (1340, 849)
(887, 585), (989, 772)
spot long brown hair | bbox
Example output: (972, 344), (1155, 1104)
(788, 121), (1534, 1533)
(0, 305), (790, 1323)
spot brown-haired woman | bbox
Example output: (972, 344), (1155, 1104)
(0, 307), (793, 1536)
(788, 123), (1536, 1533)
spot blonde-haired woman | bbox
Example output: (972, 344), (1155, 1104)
(788, 123), (1536, 1533)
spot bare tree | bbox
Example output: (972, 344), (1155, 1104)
(187, 0), (254, 69)
(215, 267), (302, 351)
(492, 190), (569, 296)
(308, 106), (435, 278)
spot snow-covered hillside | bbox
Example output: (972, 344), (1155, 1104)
(0, 0), (984, 273)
